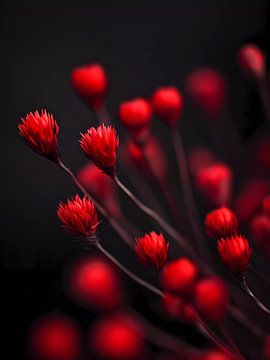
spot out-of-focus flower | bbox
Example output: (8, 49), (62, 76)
(238, 43), (265, 80)
(163, 292), (196, 323)
(135, 232), (169, 271)
(196, 163), (233, 207)
(161, 258), (198, 297)
(151, 86), (184, 127)
(217, 235), (252, 277)
(89, 314), (145, 360)
(18, 110), (59, 160)
(64, 257), (123, 311)
(262, 195), (270, 216)
(71, 63), (108, 109)
(205, 207), (238, 239)
(119, 98), (152, 140)
(194, 277), (229, 322)
(80, 124), (119, 175)
(27, 313), (81, 360)
(57, 195), (98, 238)
(185, 68), (226, 117)
(251, 215), (270, 254)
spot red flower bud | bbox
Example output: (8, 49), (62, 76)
(80, 124), (119, 175)
(217, 235), (252, 277)
(186, 69), (226, 117)
(161, 258), (198, 297)
(196, 163), (233, 207)
(18, 110), (59, 160)
(135, 232), (169, 271)
(71, 63), (108, 109)
(119, 98), (152, 140)
(194, 277), (229, 322)
(238, 43), (265, 80)
(151, 87), (184, 127)
(262, 195), (270, 216)
(251, 215), (270, 254)
(163, 292), (196, 323)
(89, 314), (145, 360)
(205, 207), (238, 239)
(57, 195), (98, 238)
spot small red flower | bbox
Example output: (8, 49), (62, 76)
(135, 232), (169, 271)
(80, 124), (119, 175)
(217, 235), (252, 277)
(71, 63), (108, 109)
(57, 195), (98, 238)
(119, 98), (152, 140)
(205, 207), (238, 239)
(238, 43), (265, 80)
(161, 258), (198, 297)
(151, 86), (184, 127)
(18, 110), (59, 160)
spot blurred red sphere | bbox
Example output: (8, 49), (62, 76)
(205, 207), (238, 239)
(238, 43), (265, 80)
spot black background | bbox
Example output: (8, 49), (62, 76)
(2, 0), (270, 358)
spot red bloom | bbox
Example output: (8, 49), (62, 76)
(161, 258), (198, 297)
(119, 98), (152, 140)
(57, 195), (98, 238)
(238, 43), (265, 80)
(135, 232), (169, 271)
(186, 68), (226, 117)
(262, 195), (270, 216)
(80, 124), (119, 175)
(217, 235), (252, 276)
(205, 207), (238, 239)
(18, 110), (59, 160)
(194, 277), (229, 322)
(151, 86), (184, 127)
(251, 215), (270, 254)
(163, 292), (196, 323)
(71, 63), (108, 109)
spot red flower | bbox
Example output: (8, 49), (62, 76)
(161, 258), (198, 297)
(57, 195), (98, 238)
(18, 110), (59, 160)
(217, 235), (252, 276)
(71, 63), (108, 109)
(80, 124), (119, 175)
(135, 232), (169, 271)
(238, 43), (265, 80)
(251, 215), (270, 254)
(119, 98), (152, 140)
(151, 86), (183, 127)
(194, 277), (229, 322)
(205, 207), (238, 239)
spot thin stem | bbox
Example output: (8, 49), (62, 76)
(219, 324), (242, 357)
(241, 276), (270, 315)
(95, 105), (111, 125)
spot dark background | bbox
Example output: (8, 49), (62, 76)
(2, 0), (270, 358)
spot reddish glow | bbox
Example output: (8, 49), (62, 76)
(262, 195), (270, 216)
(188, 148), (216, 176)
(151, 86), (184, 127)
(161, 258), (198, 297)
(203, 350), (234, 360)
(205, 207), (238, 239)
(57, 195), (98, 237)
(255, 137), (270, 171)
(251, 215), (270, 254)
(80, 124), (119, 175)
(71, 63), (108, 109)
(18, 110), (59, 160)
(135, 231), (169, 271)
(89, 314), (145, 359)
(218, 235), (252, 276)
(28, 313), (81, 360)
(238, 43), (265, 80)
(163, 292), (196, 323)
(194, 277), (229, 322)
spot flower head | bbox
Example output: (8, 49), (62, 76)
(238, 43), (265, 80)
(57, 195), (98, 238)
(217, 235), (252, 277)
(135, 232), (169, 271)
(205, 207), (238, 239)
(71, 63), (108, 109)
(80, 124), (119, 175)
(18, 110), (59, 160)
(151, 86), (184, 127)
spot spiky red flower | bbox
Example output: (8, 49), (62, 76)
(205, 207), (238, 239)
(71, 63), (108, 109)
(217, 235), (252, 277)
(80, 124), (119, 175)
(18, 110), (59, 160)
(57, 195), (98, 238)
(151, 86), (184, 127)
(135, 232), (169, 271)
(238, 43), (265, 80)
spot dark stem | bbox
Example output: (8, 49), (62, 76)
(95, 104), (111, 125)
